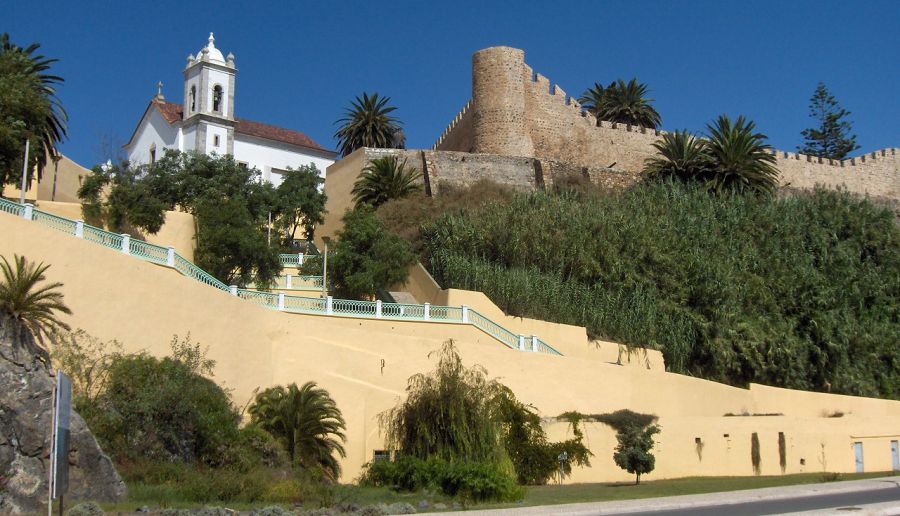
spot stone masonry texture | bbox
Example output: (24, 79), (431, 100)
(434, 46), (899, 201)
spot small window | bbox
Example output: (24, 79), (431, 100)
(190, 86), (196, 112)
(212, 85), (223, 113)
(373, 450), (390, 463)
(149, 144), (156, 164)
(214, 135), (220, 147)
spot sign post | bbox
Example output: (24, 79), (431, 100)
(48, 371), (72, 516)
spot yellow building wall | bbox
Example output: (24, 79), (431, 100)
(2, 212), (899, 482)
(2, 153), (91, 204)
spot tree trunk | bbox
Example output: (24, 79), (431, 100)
(635, 473), (641, 485)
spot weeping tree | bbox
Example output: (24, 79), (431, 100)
(380, 340), (505, 463)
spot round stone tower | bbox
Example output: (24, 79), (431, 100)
(471, 46), (533, 157)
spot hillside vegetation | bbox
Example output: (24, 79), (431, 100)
(415, 182), (900, 399)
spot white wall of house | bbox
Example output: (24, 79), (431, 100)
(126, 108), (178, 164)
(233, 134), (332, 187)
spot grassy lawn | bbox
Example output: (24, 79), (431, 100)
(90, 471), (897, 513)
(508, 471), (896, 508)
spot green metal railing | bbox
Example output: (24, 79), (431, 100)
(0, 197), (562, 356)
(279, 253), (319, 267)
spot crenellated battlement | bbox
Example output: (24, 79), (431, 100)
(432, 99), (473, 150)
(431, 46), (899, 200)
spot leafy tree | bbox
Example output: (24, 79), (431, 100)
(0, 33), (67, 187)
(334, 92), (403, 157)
(194, 194), (280, 288)
(77, 161), (168, 233)
(494, 389), (592, 484)
(798, 82), (859, 160)
(0, 254), (71, 357)
(84, 336), (240, 466)
(273, 164), (327, 245)
(326, 206), (416, 299)
(643, 130), (712, 183)
(612, 423), (660, 484)
(351, 155), (422, 209)
(248, 382), (347, 481)
(580, 79), (661, 129)
(77, 151), (282, 287)
(705, 114), (779, 194)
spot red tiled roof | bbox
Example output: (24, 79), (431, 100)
(150, 100), (332, 154)
(234, 118), (329, 153)
(154, 99), (183, 124)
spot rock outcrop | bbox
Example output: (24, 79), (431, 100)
(0, 315), (126, 513)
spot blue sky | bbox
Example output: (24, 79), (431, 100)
(7, 0), (900, 167)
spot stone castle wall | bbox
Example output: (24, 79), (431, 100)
(435, 46), (900, 200)
(361, 147), (634, 196)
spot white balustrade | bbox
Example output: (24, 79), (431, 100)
(75, 220), (84, 238)
(121, 234), (131, 254)
(166, 247), (175, 267)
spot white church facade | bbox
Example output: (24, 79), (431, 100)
(124, 34), (336, 186)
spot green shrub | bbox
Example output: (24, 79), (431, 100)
(360, 457), (523, 502)
(421, 182), (900, 398)
(84, 337), (240, 465)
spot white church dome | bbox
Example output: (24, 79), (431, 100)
(199, 32), (225, 64)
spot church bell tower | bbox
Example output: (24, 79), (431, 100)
(182, 33), (236, 155)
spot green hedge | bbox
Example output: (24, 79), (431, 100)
(360, 457), (524, 502)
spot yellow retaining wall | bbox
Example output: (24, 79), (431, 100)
(2, 213), (899, 482)
(29, 200), (197, 260)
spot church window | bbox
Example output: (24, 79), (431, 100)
(190, 86), (196, 112)
(149, 143), (157, 164)
(213, 85), (223, 113)
(214, 135), (220, 147)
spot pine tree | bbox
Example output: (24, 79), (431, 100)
(798, 83), (859, 160)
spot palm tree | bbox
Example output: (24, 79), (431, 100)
(643, 130), (712, 182)
(0, 254), (71, 360)
(704, 115), (779, 195)
(334, 92), (402, 157)
(351, 155), (422, 208)
(0, 34), (68, 185)
(248, 382), (347, 481)
(577, 82), (605, 126)
(596, 78), (661, 129)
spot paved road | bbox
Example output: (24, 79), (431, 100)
(627, 486), (900, 515)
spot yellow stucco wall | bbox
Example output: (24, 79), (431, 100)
(2, 213), (899, 482)
(30, 200), (197, 259)
(2, 153), (91, 204)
